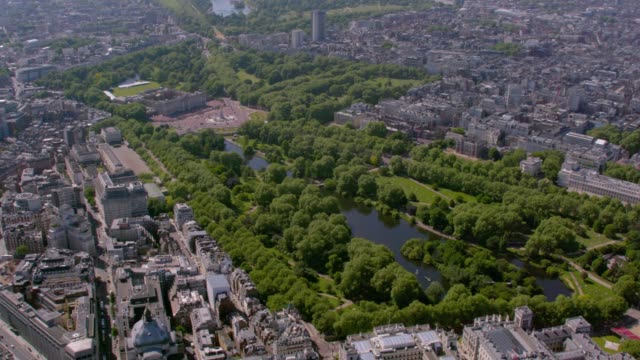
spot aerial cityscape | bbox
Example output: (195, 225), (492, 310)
(1, 0), (640, 359)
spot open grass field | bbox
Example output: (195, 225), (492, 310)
(237, 70), (260, 84)
(154, 0), (210, 24)
(377, 176), (440, 204)
(561, 270), (615, 301)
(576, 228), (615, 248)
(376, 176), (476, 204)
(366, 77), (423, 88)
(592, 335), (622, 354)
(437, 186), (477, 203)
(113, 81), (161, 97)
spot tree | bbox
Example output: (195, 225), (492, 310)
(613, 276), (640, 306)
(254, 183), (275, 207)
(84, 187), (96, 207)
(534, 150), (564, 181)
(391, 275), (422, 308)
(603, 224), (617, 239)
(620, 340), (640, 358)
(378, 183), (407, 209)
(14, 244), (29, 258)
(264, 164), (288, 184)
(488, 147), (501, 161)
(311, 156), (335, 179)
(425, 281), (446, 304)
(542, 156), (562, 181)
(620, 129), (640, 155)
(111, 328), (119, 337)
(337, 173), (358, 197)
(358, 174), (378, 199)
(390, 156), (405, 175)
(525, 217), (579, 257)
(365, 122), (388, 138)
(147, 198), (168, 217)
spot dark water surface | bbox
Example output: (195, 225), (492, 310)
(338, 198), (442, 288)
(224, 139), (269, 171)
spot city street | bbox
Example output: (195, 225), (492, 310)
(0, 318), (41, 360)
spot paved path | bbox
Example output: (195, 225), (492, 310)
(414, 219), (456, 240)
(409, 178), (453, 201)
(318, 293), (354, 310)
(302, 321), (339, 360)
(137, 142), (176, 182)
(586, 239), (619, 250)
(559, 255), (613, 289)
(568, 272), (584, 295)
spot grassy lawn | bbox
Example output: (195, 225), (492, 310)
(376, 176), (440, 204)
(249, 112), (268, 122)
(113, 81), (161, 97)
(238, 70), (260, 84)
(365, 77), (423, 88)
(437, 186), (477, 203)
(376, 176), (476, 204)
(562, 270), (615, 301)
(154, 0), (210, 24)
(592, 335), (622, 354)
(576, 227), (615, 248)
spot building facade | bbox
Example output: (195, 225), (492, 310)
(312, 10), (326, 42)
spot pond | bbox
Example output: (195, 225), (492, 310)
(338, 198), (442, 289)
(339, 198), (574, 300)
(509, 258), (573, 301)
(211, 0), (251, 17)
(224, 139), (269, 171)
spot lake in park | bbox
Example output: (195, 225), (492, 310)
(224, 139), (269, 171)
(211, 0), (251, 17)
(339, 198), (573, 300)
(225, 142), (572, 299)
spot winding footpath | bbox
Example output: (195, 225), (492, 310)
(557, 255), (613, 289)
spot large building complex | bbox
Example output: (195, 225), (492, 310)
(558, 160), (640, 204)
(0, 288), (96, 360)
(93, 172), (148, 227)
(460, 307), (632, 360)
(47, 204), (96, 255)
(121, 88), (206, 116)
(340, 323), (456, 360)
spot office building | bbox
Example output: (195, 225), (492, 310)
(520, 157), (543, 177)
(312, 10), (326, 42)
(47, 205), (96, 255)
(174, 203), (194, 231)
(100, 127), (122, 145)
(0, 289), (96, 360)
(93, 172), (148, 227)
(558, 165), (640, 204)
(70, 144), (100, 165)
(98, 144), (125, 173)
(291, 29), (305, 48)
(15, 65), (55, 83)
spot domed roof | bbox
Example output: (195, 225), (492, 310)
(131, 309), (171, 348)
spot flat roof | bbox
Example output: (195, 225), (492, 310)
(378, 334), (416, 350)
